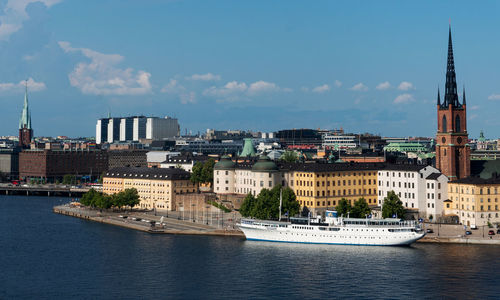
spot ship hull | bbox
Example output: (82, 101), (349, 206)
(239, 224), (425, 246)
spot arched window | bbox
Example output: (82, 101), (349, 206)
(442, 115), (447, 132)
(455, 115), (461, 132)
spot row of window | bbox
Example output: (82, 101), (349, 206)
(298, 188), (373, 197)
(299, 198), (376, 207)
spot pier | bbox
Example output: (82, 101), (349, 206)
(0, 184), (90, 197)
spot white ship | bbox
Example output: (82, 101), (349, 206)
(238, 211), (425, 246)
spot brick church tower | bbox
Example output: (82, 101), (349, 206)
(436, 26), (470, 180)
(19, 81), (33, 149)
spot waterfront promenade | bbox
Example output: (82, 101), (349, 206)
(53, 203), (244, 237)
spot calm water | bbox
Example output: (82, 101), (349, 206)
(1, 195), (499, 299)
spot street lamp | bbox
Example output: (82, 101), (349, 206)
(206, 205), (210, 225)
(192, 203), (196, 222)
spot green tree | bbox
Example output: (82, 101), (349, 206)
(280, 150), (298, 163)
(239, 185), (300, 219)
(201, 158), (215, 185)
(336, 198), (352, 217)
(190, 162), (203, 184)
(382, 191), (405, 219)
(240, 193), (256, 217)
(113, 188), (140, 209)
(62, 174), (76, 185)
(350, 198), (371, 218)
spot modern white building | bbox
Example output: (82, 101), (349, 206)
(322, 134), (357, 149)
(377, 165), (448, 219)
(96, 116), (180, 144)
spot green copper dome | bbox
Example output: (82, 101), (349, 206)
(240, 138), (257, 157)
(214, 155), (236, 170)
(252, 154), (278, 172)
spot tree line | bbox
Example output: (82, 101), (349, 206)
(240, 185), (300, 220)
(80, 188), (140, 210)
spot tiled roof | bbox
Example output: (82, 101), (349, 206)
(105, 167), (191, 180)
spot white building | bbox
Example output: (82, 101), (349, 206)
(377, 165), (447, 219)
(146, 117), (180, 140)
(214, 155), (287, 196)
(425, 173), (448, 221)
(160, 154), (210, 172)
(322, 134), (357, 149)
(96, 116), (180, 144)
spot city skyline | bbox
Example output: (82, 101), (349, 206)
(1, 1), (500, 138)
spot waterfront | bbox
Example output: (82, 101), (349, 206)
(1, 196), (500, 299)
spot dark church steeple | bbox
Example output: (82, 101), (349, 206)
(436, 26), (470, 180)
(443, 26), (461, 108)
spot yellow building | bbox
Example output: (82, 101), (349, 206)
(103, 167), (197, 211)
(290, 163), (380, 214)
(446, 177), (500, 227)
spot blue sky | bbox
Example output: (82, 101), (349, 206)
(1, 0), (500, 138)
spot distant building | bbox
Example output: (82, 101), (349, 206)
(0, 148), (19, 180)
(108, 150), (148, 169)
(275, 129), (323, 148)
(18, 84), (33, 149)
(322, 134), (357, 149)
(96, 116), (180, 144)
(19, 149), (108, 182)
(147, 151), (180, 168)
(102, 167), (197, 211)
(160, 154), (211, 172)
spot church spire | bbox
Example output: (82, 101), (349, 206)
(437, 87), (441, 106)
(462, 85), (466, 105)
(444, 25), (459, 107)
(19, 80), (31, 130)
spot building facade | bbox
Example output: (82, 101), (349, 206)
(446, 177), (500, 227)
(435, 27), (470, 180)
(19, 149), (108, 182)
(213, 155), (286, 196)
(96, 116), (180, 144)
(377, 165), (448, 219)
(291, 163), (380, 214)
(108, 150), (148, 169)
(102, 167), (196, 211)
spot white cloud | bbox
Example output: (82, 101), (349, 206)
(180, 91), (196, 104)
(0, 0), (62, 41)
(394, 93), (414, 104)
(376, 81), (391, 90)
(312, 84), (330, 93)
(488, 94), (500, 101)
(186, 73), (221, 81)
(0, 77), (46, 93)
(334, 80), (342, 88)
(161, 79), (184, 93)
(248, 80), (279, 94)
(202, 80), (284, 102)
(397, 81), (415, 91)
(59, 41), (152, 96)
(350, 82), (368, 91)
(300, 87), (309, 92)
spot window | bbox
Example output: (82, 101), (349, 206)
(455, 115), (461, 132)
(442, 115), (447, 132)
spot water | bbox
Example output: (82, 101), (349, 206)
(1, 195), (499, 299)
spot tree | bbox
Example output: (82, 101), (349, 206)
(280, 151), (298, 163)
(113, 188), (140, 209)
(336, 198), (352, 217)
(382, 191), (405, 219)
(190, 159), (215, 185)
(240, 193), (256, 217)
(350, 198), (371, 218)
(238, 185), (300, 219)
(190, 162), (203, 184)
(62, 174), (76, 185)
(301, 205), (310, 217)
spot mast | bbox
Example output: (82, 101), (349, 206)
(279, 188), (282, 221)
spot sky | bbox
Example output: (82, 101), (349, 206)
(1, 0), (500, 138)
